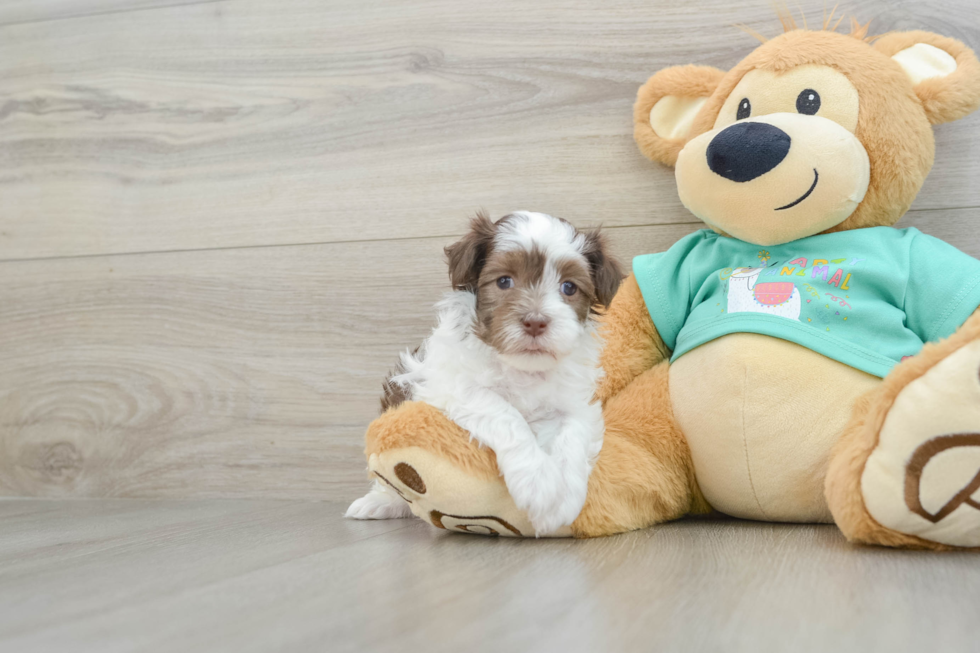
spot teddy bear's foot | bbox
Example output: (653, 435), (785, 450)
(366, 445), (572, 537)
(828, 314), (980, 549)
(861, 340), (980, 547)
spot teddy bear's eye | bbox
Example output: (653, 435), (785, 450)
(796, 89), (821, 115)
(736, 98), (751, 120)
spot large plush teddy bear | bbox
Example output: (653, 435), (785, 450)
(357, 20), (980, 549)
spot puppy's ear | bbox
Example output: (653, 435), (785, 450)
(445, 211), (496, 292)
(634, 65), (726, 167)
(874, 31), (980, 125)
(582, 228), (623, 308)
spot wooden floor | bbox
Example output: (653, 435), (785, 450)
(0, 499), (977, 653)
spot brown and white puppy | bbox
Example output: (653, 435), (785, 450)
(347, 211), (622, 535)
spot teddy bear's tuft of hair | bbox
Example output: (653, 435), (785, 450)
(736, 4), (878, 45)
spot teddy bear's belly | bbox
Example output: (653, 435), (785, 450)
(669, 333), (881, 522)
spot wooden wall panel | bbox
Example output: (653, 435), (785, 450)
(1, 0), (979, 500)
(0, 0), (977, 260)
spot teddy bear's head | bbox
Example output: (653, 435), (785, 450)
(634, 22), (980, 247)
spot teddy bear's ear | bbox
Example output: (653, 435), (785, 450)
(634, 65), (726, 167)
(874, 31), (980, 125)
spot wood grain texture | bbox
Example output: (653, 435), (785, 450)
(1, 212), (977, 501)
(0, 499), (977, 653)
(0, 0), (220, 28)
(0, 0), (978, 260)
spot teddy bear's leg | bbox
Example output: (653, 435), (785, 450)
(360, 362), (704, 538)
(826, 311), (980, 550)
(572, 361), (709, 537)
(360, 401), (545, 537)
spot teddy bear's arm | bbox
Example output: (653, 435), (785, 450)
(596, 273), (671, 404)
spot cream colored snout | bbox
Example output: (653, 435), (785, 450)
(676, 113), (870, 246)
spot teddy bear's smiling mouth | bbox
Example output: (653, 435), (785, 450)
(775, 168), (819, 211)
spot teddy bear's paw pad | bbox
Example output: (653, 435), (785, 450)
(368, 446), (573, 538)
(862, 340), (980, 547)
(429, 511), (523, 537)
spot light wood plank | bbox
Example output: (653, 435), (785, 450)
(0, 0), (220, 28)
(0, 499), (978, 653)
(1, 213), (976, 501)
(0, 0), (978, 260)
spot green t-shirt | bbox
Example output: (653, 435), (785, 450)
(633, 227), (980, 378)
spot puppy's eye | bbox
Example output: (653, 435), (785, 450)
(496, 276), (514, 290)
(560, 281), (577, 296)
(736, 98), (751, 120)
(796, 89), (820, 115)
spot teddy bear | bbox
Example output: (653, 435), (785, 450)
(356, 18), (980, 549)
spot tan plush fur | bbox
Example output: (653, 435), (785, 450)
(365, 400), (499, 481)
(360, 21), (980, 545)
(873, 31), (980, 125)
(633, 65), (725, 167)
(825, 310), (980, 551)
(573, 363), (709, 538)
(594, 274), (669, 404)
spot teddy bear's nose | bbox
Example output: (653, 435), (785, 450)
(706, 121), (791, 183)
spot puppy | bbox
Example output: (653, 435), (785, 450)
(346, 211), (622, 535)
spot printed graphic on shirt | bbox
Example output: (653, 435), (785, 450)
(718, 250), (863, 329)
(725, 267), (802, 320)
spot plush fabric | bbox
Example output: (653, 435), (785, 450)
(572, 362), (709, 537)
(592, 274), (668, 403)
(677, 111), (870, 245)
(359, 21), (980, 548)
(826, 309), (980, 551)
(636, 30), (947, 238)
(634, 65), (725, 167)
(671, 334), (879, 522)
(861, 340), (980, 547)
(873, 31), (980, 125)
(365, 401), (498, 481)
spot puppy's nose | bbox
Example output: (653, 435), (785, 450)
(522, 317), (550, 337)
(706, 121), (791, 183)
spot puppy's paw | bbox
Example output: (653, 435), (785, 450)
(345, 486), (413, 520)
(522, 447), (590, 535)
(529, 475), (589, 535)
(505, 456), (560, 503)
(499, 456), (576, 536)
